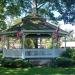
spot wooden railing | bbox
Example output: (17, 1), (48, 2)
(3, 48), (66, 59)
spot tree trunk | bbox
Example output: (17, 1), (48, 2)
(35, 0), (38, 14)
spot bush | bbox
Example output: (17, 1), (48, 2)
(1, 58), (16, 67)
(50, 57), (75, 67)
(61, 48), (75, 60)
(21, 60), (32, 67)
(1, 58), (32, 68)
(50, 48), (75, 67)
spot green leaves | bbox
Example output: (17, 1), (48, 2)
(24, 38), (35, 48)
(0, 14), (6, 31)
(0, 21), (7, 30)
(6, 4), (21, 17)
(0, 0), (75, 30)
(0, 14), (5, 20)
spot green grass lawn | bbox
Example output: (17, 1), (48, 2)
(0, 52), (75, 75)
(0, 67), (75, 75)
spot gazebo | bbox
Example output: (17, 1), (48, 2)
(1, 14), (67, 59)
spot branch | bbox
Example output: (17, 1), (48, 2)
(38, 3), (45, 9)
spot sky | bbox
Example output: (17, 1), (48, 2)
(52, 11), (61, 17)
(59, 20), (75, 37)
(59, 20), (75, 32)
(53, 11), (75, 33)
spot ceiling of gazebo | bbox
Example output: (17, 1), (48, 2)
(26, 34), (51, 38)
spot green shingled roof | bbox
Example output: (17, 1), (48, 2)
(7, 14), (66, 34)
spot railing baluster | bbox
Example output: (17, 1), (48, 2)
(3, 48), (65, 58)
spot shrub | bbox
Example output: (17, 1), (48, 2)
(1, 58), (32, 68)
(1, 58), (16, 67)
(21, 60), (32, 68)
(50, 57), (75, 67)
(61, 48), (75, 60)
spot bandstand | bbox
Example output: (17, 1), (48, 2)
(0, 14), (67, 59)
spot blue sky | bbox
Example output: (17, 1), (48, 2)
(52, 11), (61, 17)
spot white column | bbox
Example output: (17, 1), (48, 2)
(21, 32), (25, 59)
(7, 36), (9, 49)
(37, 33), (41, 48)
(64, 35), (67, 50)
(22, 33), (25, 49)
(2, 35), (7, 58)
(38, 37), (41, 48)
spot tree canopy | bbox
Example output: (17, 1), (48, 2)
(0, 0), (75, 30)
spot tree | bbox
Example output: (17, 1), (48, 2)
(24, 38), (35, 48)
(0, 0), (7, 30)
(0, 0), (75, 26)
(57, 0), (75, 24)
(0, 21), (7, 30)
(1, 0), (58, 21)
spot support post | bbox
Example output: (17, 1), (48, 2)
(52, 38), (55, 49)
(52, 34), (56, 57)
(7, 36), (9, 49)
(64, 34), (67, 50)
(37, 33), (41, 48)
(22, 33), (25, 49)
(38, 37), (41, 48)
(2, 35), (7, 58)
(21, 32), (25, 59)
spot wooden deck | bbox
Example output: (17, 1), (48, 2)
(3, 48), (66, 59)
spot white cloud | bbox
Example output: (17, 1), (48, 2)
(59, 21), (75, 32)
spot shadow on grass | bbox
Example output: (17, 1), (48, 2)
(0, 67), (75, 75)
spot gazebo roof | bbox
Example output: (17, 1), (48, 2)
(1, 14), (66, 36)
(7, 14), (64, 32)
